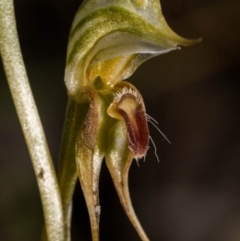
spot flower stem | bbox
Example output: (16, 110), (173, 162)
(58, 98), (84, 241)
(0, 1), (64, 241)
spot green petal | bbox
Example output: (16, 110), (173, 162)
(105, 121), (150, 241)
(75, 86), (105, 241)
(65, 0), (199, 98)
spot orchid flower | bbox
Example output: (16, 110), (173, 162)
(59, 1), (199, 241)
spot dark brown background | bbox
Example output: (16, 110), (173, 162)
(0, 0), (240, 240)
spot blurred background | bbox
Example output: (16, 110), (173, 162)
(0, 0), (240, 240)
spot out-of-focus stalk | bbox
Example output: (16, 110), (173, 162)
(0, 1), (64, 241)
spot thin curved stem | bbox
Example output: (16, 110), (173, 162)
(58, 98), (81, 241)
(0, 1), (64, 241)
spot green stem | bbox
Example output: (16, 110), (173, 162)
(0, 1), (64, 241)
(58, 98), (80, 241)
(58, 96), (90, 240)
(42, 97), (89, 241)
